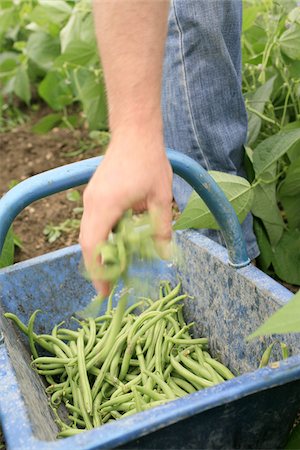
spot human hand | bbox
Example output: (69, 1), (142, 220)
(79, 128), (173, 295)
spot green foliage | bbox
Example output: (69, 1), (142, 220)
(43, 218), (80, 243)
(249, 289), (300, 339)
(173, 172), (253, 230)
(0, 0), (107, 130)
(0, 227), (14, 268)
(242, 0), (300, 286)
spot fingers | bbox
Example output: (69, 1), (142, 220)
(79, 192), (123, 297)
(148, 199), (173, 260)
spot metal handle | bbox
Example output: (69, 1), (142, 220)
(0, 148), (250, 268)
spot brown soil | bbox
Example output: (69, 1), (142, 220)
(0, 119), (103, 262)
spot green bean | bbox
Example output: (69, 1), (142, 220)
(4, 312), (54, 353)
(163, 346), (194, 380)
(68, 415), (86, 428)
(28, 310), (42, 359)
(35, 368), (66, 376)
(77, 386), (93, 430)
(164, 294), (188, 311)
(170, 356), (214, 389)
(84, 318), (97, 357)
(106, 286), (116, 315)
(58, 429), (84, 438)
(94, 314), (113, 324)
(66, 403), (83, 417)
(110, 411), (123, 420)
(147, 282), (181, 312)
(38, 334), (73, 358)
(179, 353), (212, 381)
(171, 376), (197, 394)
(101, 381), (114, 400)
(99, 393), (133, 410)
(192, 346), (205, 364)
(92, 392), (103, 427)
(168, 377), (188, 397)
(51, 387), (72, 406)
(144, 370), (176, 400)
(166, 336), (208, 346)
(46, 381), (68, 394)
(102, 401), (135, 414)
(203, 362), (223, 384)
(204, 356), (235, 380)
(135, 385), (166, 402)
(132, 386), (144, 412)
(56, 329), (80, 341)
(69, 340), (78, 358)
(124, 301), (146, 316)
(155, 320), (166, 376)
(145, 320), (161, 368)
(32, 356), (74, 366)
(177, 306), (186, 328)
(91, 326), (130, 399)
(142, 324), (155, 355)
(135, 342), (147, 386)
(120, 309), (177, 380)
(165, 315), (180, 335)
(33, 362), (68, 370)
(77, 330), (93, 414)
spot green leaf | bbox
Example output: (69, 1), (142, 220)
(251, 169), (285, 246)
(0, 52), (19, 82)
(279, 157), (300, 197)
(67, 190), (81, 202)
(279, 23), (300, 60)
(26, 31), (60, 71)
(55, 40), (98, 67)
(32, 113), (63, 134)
(242, 5), (260, 31)
(278, 158), (300, 229)
(0, 227), (14, 268)
(0, 7), (17, 36)
(173, 172), (253, 230)
(13, 65), (31, 104)
(246, 76), (276, 146)
(280, 195), (300, 230)
(286, 423), (300, 449)
(253, 129), (300, 177)
(253, 218), (272, 272)
(60, 6), (94, 52)
(272, 229), (300, 285)
(38, 71), (73, 110)
(248, 288), (300, 340)
(282, 122), (300, 162)
(74, 70), (108, 130)
(30, 0), (72, 28)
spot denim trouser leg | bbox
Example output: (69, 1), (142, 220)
(162, 0), (259, 260)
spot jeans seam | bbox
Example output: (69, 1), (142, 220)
(172, 1), (211, 170)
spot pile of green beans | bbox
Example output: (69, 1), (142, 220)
(86, 212), (157, 284)
(4, 281), (235, 438)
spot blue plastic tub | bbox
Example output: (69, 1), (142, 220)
(0, 151), (299, 449)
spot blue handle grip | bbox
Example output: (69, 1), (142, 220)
(0, 149), (250, 268)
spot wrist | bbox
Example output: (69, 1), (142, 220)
(109, 103), (163, 135)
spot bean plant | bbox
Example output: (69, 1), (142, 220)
(0, 0), (107, 131)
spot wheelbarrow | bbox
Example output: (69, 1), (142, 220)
(0, 149), (299, 450)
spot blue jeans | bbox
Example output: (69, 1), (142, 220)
(162, 0), (259, 260)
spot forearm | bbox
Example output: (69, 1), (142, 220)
(93, 0), (170, 133)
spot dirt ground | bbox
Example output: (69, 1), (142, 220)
(0, 118), (103, 262)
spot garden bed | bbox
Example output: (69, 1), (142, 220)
(0, 112), (103, 262)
